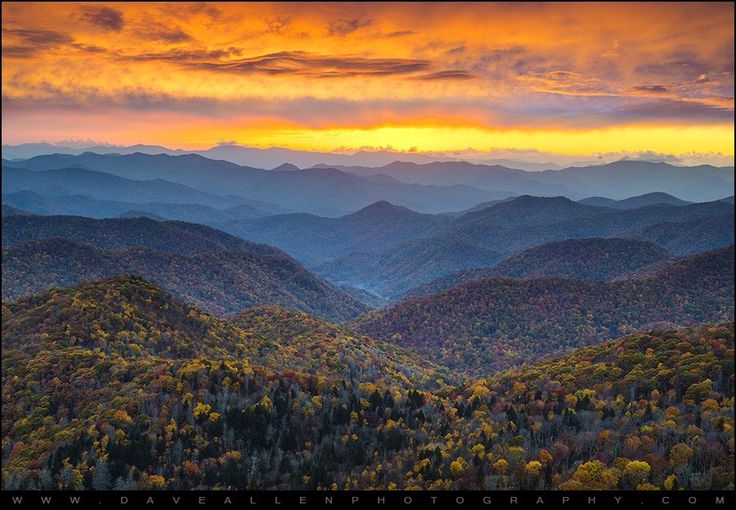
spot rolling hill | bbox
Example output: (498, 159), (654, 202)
(2, 165), (252, 209)
(218, 201), (453, 265)
(352, 246), (734, 374)
(315, 196), (733, 297)
(2, 215), (283, 256)
(1, 204), (34, 216)
(2, 277), (732, 489)
(403, 238), (672, 298)
(579, 192), (691, 209)
(1, 190), (277, 224)
(1, 216), (368, 321)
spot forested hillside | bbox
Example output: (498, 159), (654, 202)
(404, 238), (671, 298)
(316, 197), (733, 298)
(354, 247), (734, 373)
(2, 239), (368, 321)
(1, 216), (368, 321)
(2, 279), (732, 489)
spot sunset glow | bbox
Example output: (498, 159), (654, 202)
(2, 2), (734, 158)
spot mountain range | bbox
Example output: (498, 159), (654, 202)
(1, 145), (734, 491)
(315, 196), (733, 298)
(4, 153), (508, 216)
(402, 238), (672, 298)
(352, 246), (734, 374)
(1, 215), (367, 321)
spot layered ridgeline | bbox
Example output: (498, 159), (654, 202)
(2, 277), (732, 489)
(578, 192), (691, 209)
(2, 189), (284, 224)
(4, 153), (507, 216)
(1, 215), (367, 321)
(403, 238), (672, 298)
(353, 247), (734, 374)
(317, 196), (733, 298)
(218, 201), (453, 266)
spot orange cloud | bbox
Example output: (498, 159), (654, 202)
(1, 2), (733, 156)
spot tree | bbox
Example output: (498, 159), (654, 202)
(569, 460), (619, 490)
(624, 461), (651, 486)
(669, 443), (694, 469)
(92, 459), (112, 490)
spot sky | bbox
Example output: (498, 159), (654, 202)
(2, 2), (734, 163)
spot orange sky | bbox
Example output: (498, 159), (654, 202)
(1, 2), (734, 159)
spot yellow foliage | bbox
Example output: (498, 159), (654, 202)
(259, 395), (273, 410)
(449, 457), (465, 477)
(148, 475), (166, 487)
(192, 402), (211, 418)
(493, 458), (509, 474)
(524, 460), (543, 477)
(624, 461), (651, 484)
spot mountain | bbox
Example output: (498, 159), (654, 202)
(2, 215), (283, 256)
(8, 152), (508, 216)
(1, 142), (446, 167)
(271, 163), (300, 172)
(2, 190), (276, 224)
(352, 246), (734, 374)
(316, 235), (502, 299)
(2, 238), (368, 320)
(117, 210), (166, 220)
(1, 204), (34, 216)
(579, 192), (691, 209)
(333, 161), (579, 197)
(219, 201), (453, 265)
(1, 142), (185, 160)
(2, 278), (732, 489)
(315, 196), (733, 298)
(404, 238), (672, 298)
(329, 160), (734, 202)
(451, 195), (605, 229)
(636, 213), (735, 256)
(2, 165), (253, 209)
(535, 161), (733, 202)
(1, 215), (368, 321)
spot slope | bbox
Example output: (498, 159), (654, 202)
(404, 238), (672, 298)
(1, 216), (367, 321)
(2, 283), (731, 489)
(353, 247), (734, 374)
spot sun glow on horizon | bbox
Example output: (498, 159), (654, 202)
(1, 2), (733, 160)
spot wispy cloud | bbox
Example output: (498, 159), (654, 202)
(181, 51), (432, 78)
(77, 5), (124, 31)
(327, 18), (373, 36)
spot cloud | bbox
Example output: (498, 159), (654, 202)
(265, 15), (291, 34)
(631, 85), (670, 94)
(78, 5), (124, 31)
(2, 28), (72, 45)
(384, 30), (415, 38)
(412, 70), (475, 81)
(1, 28), (74, 57)
(327, 18), (373, 36)
(118, 48), (238, 62)
(182, 51), (431, 78)
(611, 98), (734, 122)
(138, 24), (192, 43)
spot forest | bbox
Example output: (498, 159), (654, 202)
(1, 277), (733, 490)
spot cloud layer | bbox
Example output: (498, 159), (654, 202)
(1, 2), (733, 157)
